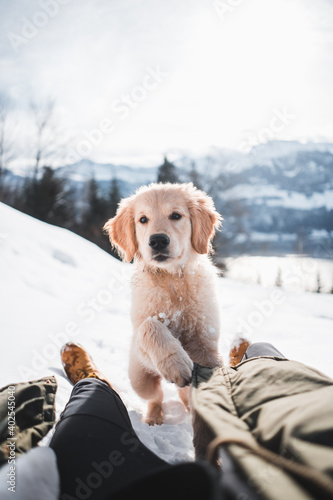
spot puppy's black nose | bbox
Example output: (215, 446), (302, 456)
(149, 234), (170, 251)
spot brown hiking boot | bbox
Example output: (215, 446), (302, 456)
(61, 342), (113, 387)
(229, 338), (251, 367)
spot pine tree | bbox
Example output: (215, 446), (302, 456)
(22, 166), (72, 226)
(157, 156), (179, 183)
(108, 177), (121, 218)
(275, 268), (282, 287)
(188, 161), (202, 190)
(85, 176), (107, 226)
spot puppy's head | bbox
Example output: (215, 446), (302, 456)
(104, 183), (222, 269)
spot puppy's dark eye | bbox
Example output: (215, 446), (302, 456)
(139, 216), (149, 224)
(169, 212), (182, 221)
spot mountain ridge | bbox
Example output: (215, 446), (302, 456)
(3, 140), (333, 257)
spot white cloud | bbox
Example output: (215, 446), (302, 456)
(0, 0), (332, 163)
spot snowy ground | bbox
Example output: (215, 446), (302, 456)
(1, 202), (333, 463)
(225, 255), (333, 294)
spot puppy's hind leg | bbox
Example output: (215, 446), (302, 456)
(178, 386), (190, 412)
(146, 393), (163, 426)
(129, 360), (164, 426)
(143, 372), (164, 426)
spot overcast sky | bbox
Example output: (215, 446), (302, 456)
(1, 0), (333, 165)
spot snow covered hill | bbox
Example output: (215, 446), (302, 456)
(1, 203), (333, 462)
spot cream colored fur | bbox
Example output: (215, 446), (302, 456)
(104, 182), (222, 425)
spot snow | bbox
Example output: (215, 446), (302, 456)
(245, 140), (333, 163)
(1, 203), (333, 465)
(266, 189), (333, 210)
(223, 183), (333, 210)
(58, 159), (157, 184)
(225, 255), (333, 294)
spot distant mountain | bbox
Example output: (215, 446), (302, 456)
(210, 146), (333, 257)
(3, 140), (333, 257)
(57, 159), (157, 187)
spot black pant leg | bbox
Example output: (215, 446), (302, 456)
(242, 342), (285, 360)
(50, 379), (170, 500)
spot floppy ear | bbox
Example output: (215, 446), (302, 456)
(103, 198), (137, 262)
(187, 185), (222, 254)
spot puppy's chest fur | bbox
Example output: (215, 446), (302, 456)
(132, 264), (219, 346)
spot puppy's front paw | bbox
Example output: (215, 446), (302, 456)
(158, 351), (193, 387)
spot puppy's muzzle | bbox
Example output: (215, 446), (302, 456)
(149, 234), (170, 261)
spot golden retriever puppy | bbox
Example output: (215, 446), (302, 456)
(104, 182), (222, 426)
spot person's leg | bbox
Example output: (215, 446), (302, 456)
(242, 342), (285, 360)
(50, 378), (171, 500)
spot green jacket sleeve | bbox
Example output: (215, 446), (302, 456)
(0, 376), (57, 465)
